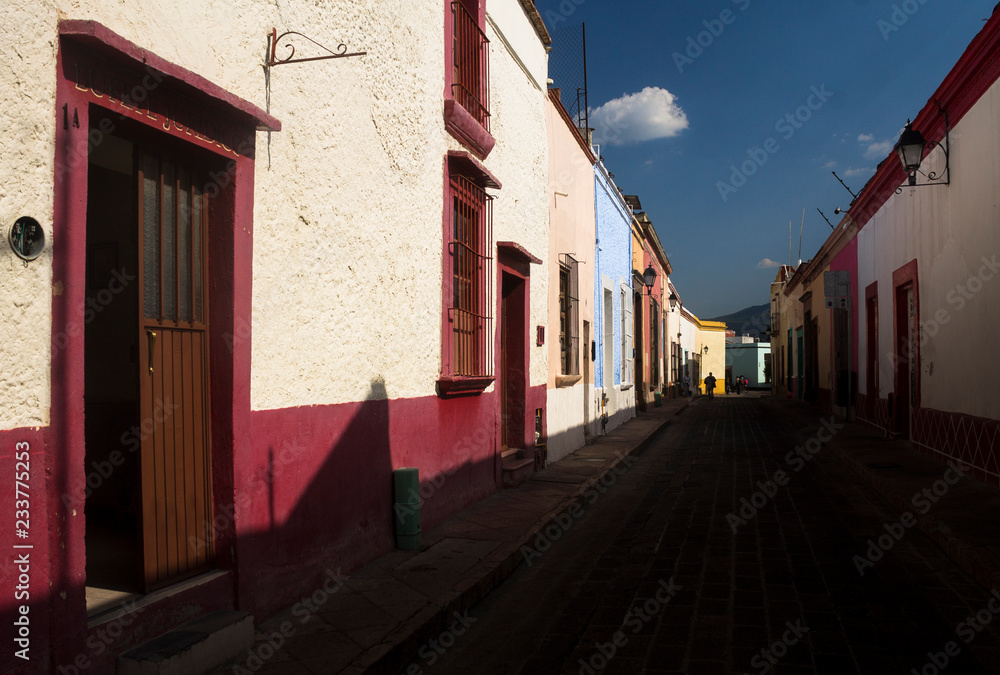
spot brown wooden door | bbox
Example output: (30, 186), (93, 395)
(138, 151), (214, 590)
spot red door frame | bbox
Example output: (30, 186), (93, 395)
(496, 246), (536, 452)
(892, 260), (920, 439)
(48, 21), (277, 668)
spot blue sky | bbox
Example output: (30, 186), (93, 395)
(536, 0), (997, 319)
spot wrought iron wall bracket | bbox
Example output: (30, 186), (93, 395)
(266, 28), (366, 68)
(896, 100), (950, 194)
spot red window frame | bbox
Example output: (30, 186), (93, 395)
(439, 166), (495, 395)
(451, 0), (490, 131)
(444, 0), (495, 158)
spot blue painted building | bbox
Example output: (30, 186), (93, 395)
(593, 160), (636, 433)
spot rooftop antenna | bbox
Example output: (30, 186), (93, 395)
(798, 209), (804, 265)
(832, 171), (858, 199)
(816, 208), (835, 230)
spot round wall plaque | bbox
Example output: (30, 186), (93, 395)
(9, 216), (45, 262)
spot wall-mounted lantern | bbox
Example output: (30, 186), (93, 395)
(642, 264), (657, 295)
(894, 102), (950, 193)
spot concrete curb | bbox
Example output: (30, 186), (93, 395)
(355, 407), (681, 675)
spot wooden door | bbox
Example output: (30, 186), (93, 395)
(138, 151), (214, 590)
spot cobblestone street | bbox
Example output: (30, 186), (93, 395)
(405, 395), (1000, 674)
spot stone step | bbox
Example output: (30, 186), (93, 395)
(502, 451), (535, 488)
(118, 610), (253, 675)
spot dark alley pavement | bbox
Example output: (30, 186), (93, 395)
(213, 394), (1000, 674)
(398, 395), (1000, 674)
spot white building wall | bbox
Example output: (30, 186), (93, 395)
(484, 1), (550, 391)
(857, 76), (1000, 421)
(1, 0), (552, 427)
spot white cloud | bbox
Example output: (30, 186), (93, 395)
(756, 258), (782, 269)
(591, 87), (689, 146)
(863, 140), (893, 160)
(823, 159), (837, 169)
(842, 166), (871, 177)
(856, 133), (894, 160)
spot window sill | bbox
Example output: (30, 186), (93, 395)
(437, 375), (494, 397)
(555, 374), (582, 388)
(445, 98), (495, 160)
(620, 383), (633, 391)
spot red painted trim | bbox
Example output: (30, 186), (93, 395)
(865, 280), (879, 399)
(240, 390), (501, 617)
(59, 20), (280, 132)
(497, 241), (542, 265)
(892, 259), (920, 426)
(447, 150), (501, 189)
(445, 99), (496, 159)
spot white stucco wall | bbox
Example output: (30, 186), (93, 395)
(856, 75), (1000, 421)
(482, 0), (550, 391)
(1, 0), (551, 426)
(486, 1), (548, 92)
(0, 3), (57, 429)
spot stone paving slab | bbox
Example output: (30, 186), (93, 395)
(211, 399), (691, 674)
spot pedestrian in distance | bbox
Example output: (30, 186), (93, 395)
(705, 372), (717, 400)
(683, 373), (691, 398)
(735, 376), (743, 395)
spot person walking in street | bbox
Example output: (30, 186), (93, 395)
(705, 372), (717, 400)
(735, 375), (743, 395)
(683, 373), (691, 398)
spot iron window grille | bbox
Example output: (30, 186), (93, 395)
(558, 254), (580, 376)
(452, 1), (490, 132)
(448, 172), (494, 379)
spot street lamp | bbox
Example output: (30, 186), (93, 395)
(893, 104), (950, 192)
(643, 264), (657, 295)
(668, 292), (678, 311)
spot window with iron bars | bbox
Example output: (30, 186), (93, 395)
(452, 0), (490, 132)
(558, 255), (580, 376)
(447, 172), (494, 381)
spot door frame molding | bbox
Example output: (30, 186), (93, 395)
(50, 21), (276, 661)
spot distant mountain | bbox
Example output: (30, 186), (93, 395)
(708, 303), (770, 338)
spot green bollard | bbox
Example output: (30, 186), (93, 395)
(393, 467), (422, 550)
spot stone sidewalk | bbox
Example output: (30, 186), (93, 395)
(763, 395), (1000, 594)
(212, 398), (692, 675)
